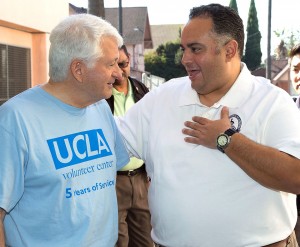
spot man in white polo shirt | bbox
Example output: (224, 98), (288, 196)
(116, 4), (300, 247)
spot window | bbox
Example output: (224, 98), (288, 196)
(0, 44), (31, 105)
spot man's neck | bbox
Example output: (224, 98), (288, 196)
(42, 79), (92, 108)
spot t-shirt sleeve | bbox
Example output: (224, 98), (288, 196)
(0, 125), (25, 212)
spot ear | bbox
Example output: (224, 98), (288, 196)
(70, 59), (84, 82)
(224, 40), (238, 61)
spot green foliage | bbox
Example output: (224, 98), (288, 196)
(144, 52), (166, 77)
(145, 41), (186, 81)
(243, 0), (262, 71)
(229, 0), (239, 13)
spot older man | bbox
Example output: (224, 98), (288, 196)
(0, 14), (129, 247)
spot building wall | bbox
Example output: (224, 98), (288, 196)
(0, 0), (69, 86)
(0, 0), (68, 33)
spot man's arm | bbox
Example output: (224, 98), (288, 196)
(182, 107), (300, 194)
(0, 207), (6, 247)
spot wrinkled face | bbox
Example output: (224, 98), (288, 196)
(114, 49), (130, 86)
(180, 17), (229, 96)
(290, 54), (300, 94)
(82, 36), (121, 101)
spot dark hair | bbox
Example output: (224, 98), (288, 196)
(189, 3), (244, 58)
(289, 43), (300, 58)
(120, 44), (130, 58)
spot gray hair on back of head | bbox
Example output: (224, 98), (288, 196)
(49, 13), (123, 82)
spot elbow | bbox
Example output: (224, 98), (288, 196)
(291, 185), (300, 195)
(280, 179), (300, 194)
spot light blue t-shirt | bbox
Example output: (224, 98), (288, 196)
(0, 86), (129, 247)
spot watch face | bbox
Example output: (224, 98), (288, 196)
(217, 135), (228, 146)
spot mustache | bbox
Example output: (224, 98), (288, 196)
(115, 73), (128, 82)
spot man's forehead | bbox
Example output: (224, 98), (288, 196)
(291, 55), (300, 66)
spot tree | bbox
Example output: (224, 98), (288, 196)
(229, 0), (239, 13)
(243, 0), (262, 71)
(144, 52), (167, 78)
(145, 41), (186, 81)
(88, 0), (105, 18)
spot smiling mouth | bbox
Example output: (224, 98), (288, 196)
(187, 69), (200, 79)
(296, 84), (300, 90)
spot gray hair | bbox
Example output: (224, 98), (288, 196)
(49, 14), (123, 82)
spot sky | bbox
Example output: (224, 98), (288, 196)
(68, 0), (300, 60)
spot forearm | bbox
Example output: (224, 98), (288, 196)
(226, 133), (300, 194)
(0, 208), (6, 247)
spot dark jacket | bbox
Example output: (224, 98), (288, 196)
(106, 76), (149, 113)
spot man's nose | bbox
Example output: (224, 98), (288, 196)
(181, 51), (192, 66)
(113, 65), (123, 80)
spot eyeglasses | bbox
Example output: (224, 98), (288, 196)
(118, 61), (129, 69)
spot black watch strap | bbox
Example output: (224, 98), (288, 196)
(224, 128), (237, 136)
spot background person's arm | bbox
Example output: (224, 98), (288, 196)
(0, 207), (6, 247)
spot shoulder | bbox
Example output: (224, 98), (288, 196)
(143, 76), (191, 102)
(157, 76), (190, 91)
(129, 77), (149, 94)
(129, 77), (148, 88)
(0, 87), (38, 114)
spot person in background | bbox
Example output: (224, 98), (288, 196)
(289, 43), (300, 244)
(116, 4), (300, 247)
(106, 45), (152, 247)
(0, 14), (129, 247)
(290, 43), (300, 107)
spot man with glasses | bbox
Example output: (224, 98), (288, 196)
(106, 45), (152, 247)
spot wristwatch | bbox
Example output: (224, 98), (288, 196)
(216, 128), (237, 153)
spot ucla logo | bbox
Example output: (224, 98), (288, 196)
(47, 129), (112, 169)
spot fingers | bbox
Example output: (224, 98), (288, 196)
(182, 124), (200, 137)
(191, 116), (209, 125)
(184, 120), (199, 129)
(182, 128), (202, 144)
(221, 106), (229, 120)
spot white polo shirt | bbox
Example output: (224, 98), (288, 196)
(296, 96), (300, 109)
(117, 63), (300, 247)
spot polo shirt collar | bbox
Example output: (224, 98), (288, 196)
(179, 63), (254, 108)
(112, 79), (133, 97)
